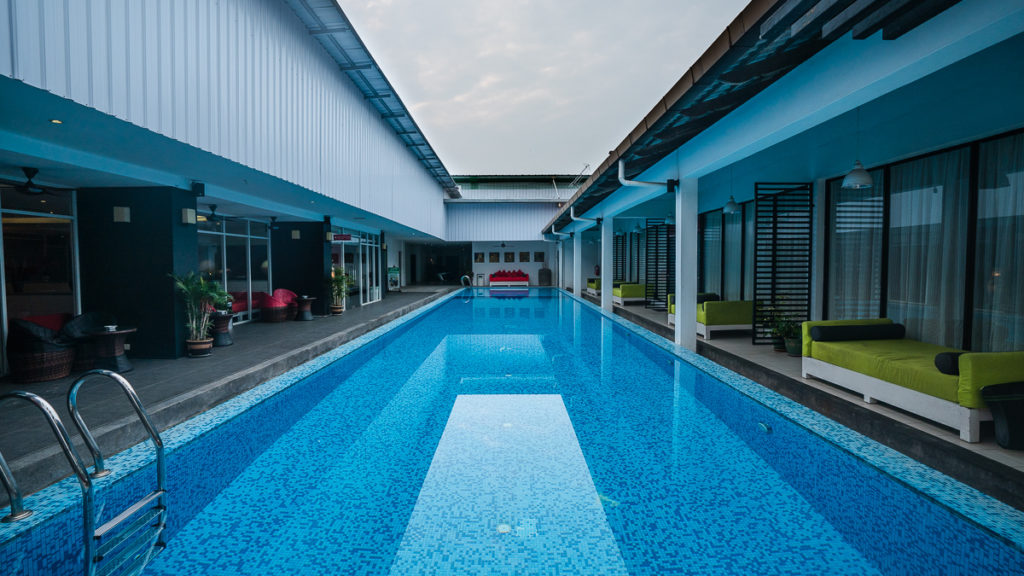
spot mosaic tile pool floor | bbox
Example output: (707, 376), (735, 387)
(138, 290), (1022, 575)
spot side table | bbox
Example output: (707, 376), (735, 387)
(90, 327), (137, 373)
(296, 297), (316, 321)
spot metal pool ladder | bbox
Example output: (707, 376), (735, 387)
(0, 369), (167, 576)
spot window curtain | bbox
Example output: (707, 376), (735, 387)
(743, 203), (754, 301)
(827, 170), (884, 319)
(723, 209), (743, 300)
(700, 210), (723, 296)
(974, 133), (1024, 352)
(887, 148), (970, 348)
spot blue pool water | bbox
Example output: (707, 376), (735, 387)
(122, 288), (1023, 575)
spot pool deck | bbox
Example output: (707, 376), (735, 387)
(0, 287), (456, 505)
(3, 285), (1023, 515)
(594, 295), (1024, 513)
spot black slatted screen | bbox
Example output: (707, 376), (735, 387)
(753, 183), (813, 344)
(645, 219), (674, 310)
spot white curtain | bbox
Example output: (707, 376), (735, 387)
(701, 210), (722, 296)
(887, 148), (970, 348)
(827, 171), (884, 319)
(974, 133), (1024, 352)
(723, 209), (743, 301)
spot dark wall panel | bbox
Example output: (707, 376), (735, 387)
(78, 187), (197, 358)
(271, 222), (330, 315)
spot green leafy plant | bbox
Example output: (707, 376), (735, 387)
(172, 272), (230, 341)
(329, 267), (354, 307)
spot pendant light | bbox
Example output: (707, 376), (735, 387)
(842, 107), (873, 190)
(723, 196), (739, 214)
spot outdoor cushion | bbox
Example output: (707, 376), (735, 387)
(810, 338), (962, 403)
(959, 351), (1024, 408)
(802, 318), (893, 357)
(8, 319), (72, 353)
(934, 352), (964, 376)
(60, 312), (117, 341)
(272, 288), (298, 305)
(697, 300), (753, 326)
(697, 293), (720, 304)
(22, 313), (73, 333)
(587, 278), (601, 290)
(612, 284), (645, 298)
(668, 294), (674, 314)
(810, 323), (906, 342)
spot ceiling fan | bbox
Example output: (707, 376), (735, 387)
(204, 204), (238, 222)
(12, 167), (69, 196)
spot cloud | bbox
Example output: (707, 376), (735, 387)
(338, 0), (749, 174)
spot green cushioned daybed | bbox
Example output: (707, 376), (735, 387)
(801, 318), (1024, 442)
(696, 300), (753, 339)
(585, 278), (600, 296)
(612, 284), (646, 305)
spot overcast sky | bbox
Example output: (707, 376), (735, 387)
(338, 0), (749, 176)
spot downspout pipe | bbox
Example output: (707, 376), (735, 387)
(618, 160), (667, 188)
(570, 206), (598, 231)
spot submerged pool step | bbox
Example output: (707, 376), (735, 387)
(389, 394), (628, 576)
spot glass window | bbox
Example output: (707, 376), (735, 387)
(888, 147), (970, 348)
(974, 133), (1024, 351)
(2, 215), (75, 318)
(827, 170), (885, 319)
(0, 186), (73, 215)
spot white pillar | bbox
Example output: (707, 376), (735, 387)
(675, 178), (698, 350)
(558, 240), (566, 290)
(573, 232), (582, 296)
(600, 218), (614, 311)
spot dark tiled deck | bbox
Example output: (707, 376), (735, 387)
(0, 288), (456, 504)
(590, 294), (1024, 512)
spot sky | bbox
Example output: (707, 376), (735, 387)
(338, 0), (750, 176)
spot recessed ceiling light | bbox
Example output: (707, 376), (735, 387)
(49, 119), (63, 124)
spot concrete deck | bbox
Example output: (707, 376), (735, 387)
(596, 296), (1024, 512)
(0, 288), (455, 504)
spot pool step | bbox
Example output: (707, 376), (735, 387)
(389, 394), (628, 575)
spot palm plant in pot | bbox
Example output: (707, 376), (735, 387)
(172, 272), (229, 357)
(328, 267), (353, 315)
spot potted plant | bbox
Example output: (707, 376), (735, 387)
(209, 288), (235, 347)
(774, 316), (802, 356)
(172, 272), (226, 357)
(328, 267), (353, 315)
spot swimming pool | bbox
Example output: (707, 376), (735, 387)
(3, 288), (1023, 575)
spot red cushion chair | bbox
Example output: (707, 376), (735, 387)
(272, 289), (299, 320)
(260, 292), (289, 322)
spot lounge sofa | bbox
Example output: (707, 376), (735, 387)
(697, 300), (753, 339)
(612, 284), (646, 305)
(801, 318), (1024, 442)
(585, 278), (600, 296)
(489, 270), (529, 287)
(667, 293), (722, 326)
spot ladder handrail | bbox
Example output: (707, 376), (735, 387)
(0, 391), (97, 572)
(0, 391), (95, 520)
(67, 369), (165, 491)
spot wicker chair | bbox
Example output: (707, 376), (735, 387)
(7, 317), (75, 383)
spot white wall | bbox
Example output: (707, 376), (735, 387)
(470, 241), (553, 286)
(447, 203), (561, 242)
(0, 0), (446, 237)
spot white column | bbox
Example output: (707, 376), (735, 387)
(675, 178), (698, 350)
(558, 240), (566, 290)
(573, 232), (582, 296)
(600, 218), (613, 311)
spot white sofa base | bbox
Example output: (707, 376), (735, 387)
(490, 280), (529, 287)
(613, 296), (645, 305)
(696, 322), (752, 339)
(801, 357), (991, 443)
(667, 313), (675, 326)
(585, 287), (600, 296)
